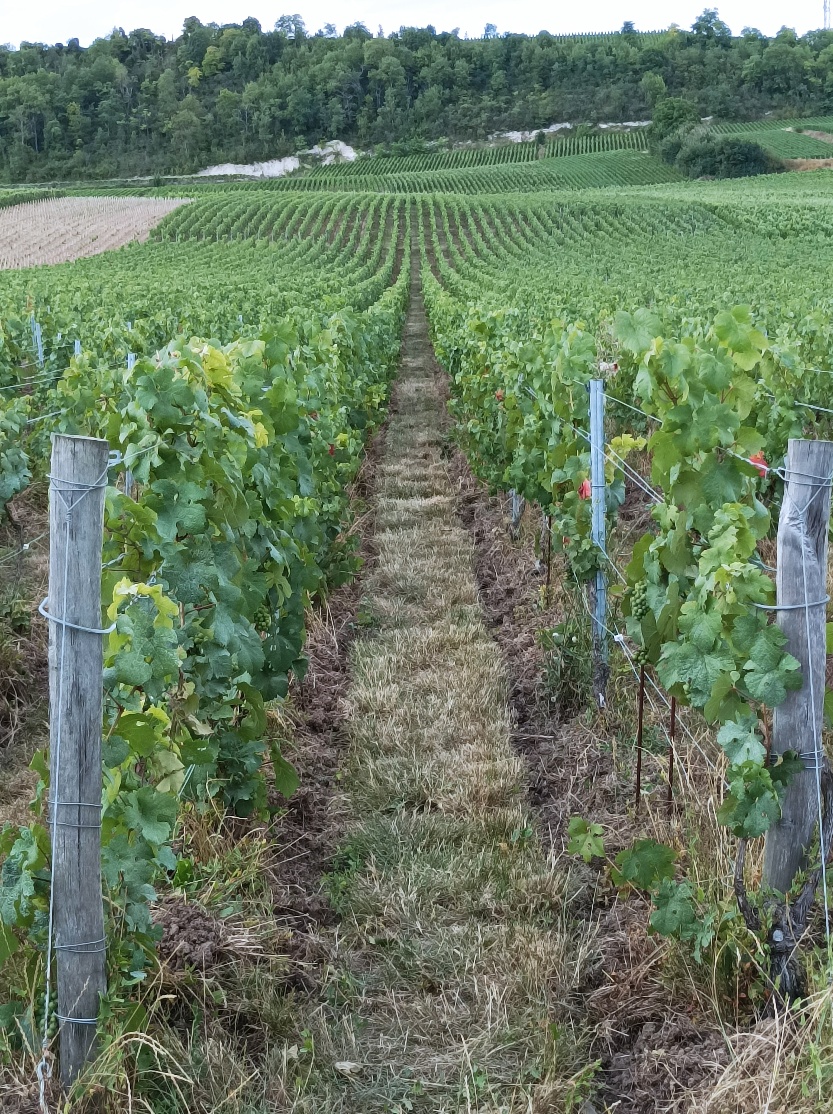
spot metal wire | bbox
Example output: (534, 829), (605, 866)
(570, 422), (663, 506)
(568, 563), (703, 792)
(753, 596), (830, 612)
(0, 374), (61, 392)
(766, 390), (833, 418)
(605, 392), (662, 424)
(37, 599), (117, 636)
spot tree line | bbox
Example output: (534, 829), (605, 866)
(2, 11), (833, 180)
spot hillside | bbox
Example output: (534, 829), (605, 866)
(4, 13), (833, 180)
(2, 108), (833, 1110)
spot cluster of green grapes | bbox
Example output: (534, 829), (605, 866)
(252, 604), (272, 634)
(33, 995), (58, 1042)
(629, 581), (651, 666)
(630, 580), (650, 621)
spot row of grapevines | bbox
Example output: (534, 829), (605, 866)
(0, 194), (402, 379)
(0, 198), (409, 1028)
(420, 185), (824, 844)
(261, 150), (681, 194)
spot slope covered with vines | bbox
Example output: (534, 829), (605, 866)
(420, 177), (833, 943)
(0, 192), (409, 1036)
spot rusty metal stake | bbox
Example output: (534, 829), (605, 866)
(635, 664), (645, 814)
(667, 696), (676, 819)
(545, 514), (552, 604)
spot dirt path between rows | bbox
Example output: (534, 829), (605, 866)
(262, 233), (594, 1111)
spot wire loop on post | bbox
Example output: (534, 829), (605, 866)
(37, 600), (116, 636)
(799, 750), (825, 772)
(752, 595), (830, 612)
(46, 799), (103, 831)
(47, 472), (110, 494)
(773, 466), (833, 489)
(54, 938), (106, 955)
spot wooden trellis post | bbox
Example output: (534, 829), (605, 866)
(45, 434), (109, 1086)
(763, 439), (833, 894)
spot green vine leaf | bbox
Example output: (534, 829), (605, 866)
(120, 787), (177, 848)
(717, 714), (766, 766)
(567, 817), (605, 863)
(613, 840), (677, 891)
(649, 879), (698, 938)
(743, 629), (802, 706)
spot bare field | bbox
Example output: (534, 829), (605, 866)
(0, 195), (188, 269)
(785, 157), (833, 170)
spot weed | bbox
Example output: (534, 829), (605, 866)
(539, 614), (592, 718)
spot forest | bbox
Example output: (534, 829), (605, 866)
(2, 13), (833, 180)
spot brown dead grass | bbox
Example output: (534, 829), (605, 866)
(799, 130), (833, 145)
(251, 265), (597, 1112)
(784, 158), (833, 171)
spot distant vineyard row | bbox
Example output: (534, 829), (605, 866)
(308, 130), (648, 177)
(712, 116), (833, 158)
(268, 150), (681, 195)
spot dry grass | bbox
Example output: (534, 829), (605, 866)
(784, 159), (833, 171)
(679, 989), (833, 1113)
(0, 196), (189, 269)
(244, 281), (598, 1112)
(797, 130), (833, 145)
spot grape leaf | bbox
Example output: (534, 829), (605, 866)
(743, 630), (802, 706)
(717, 714), (766, 766)
(657, 640), (735, 708)
(614, 308), (661, 355)
(649, 879), (697, 937)
(120, 788), (177, 846)
(567, 817), (605, 863)
(613, 839), (676, 891)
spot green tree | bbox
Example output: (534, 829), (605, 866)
(648, 96), (701, 145)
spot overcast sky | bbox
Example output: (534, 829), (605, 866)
(3, 0), (826, 48)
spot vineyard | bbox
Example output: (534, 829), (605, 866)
(269, 149), (682, 194)
(307, 130), (648, 177)
(710, 117), (833, 159)
(1, 140), (833, 1114)
(0, 197), (189, 271)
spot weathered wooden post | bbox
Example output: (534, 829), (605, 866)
(509, 489), (525, 539)
(45, 434), (109, 1086)
(763, 439), (833, 894)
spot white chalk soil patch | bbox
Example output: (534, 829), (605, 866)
(198, 140), (358, 178)
(489, 120), (650, 144)
(0, 196), (188, 270)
